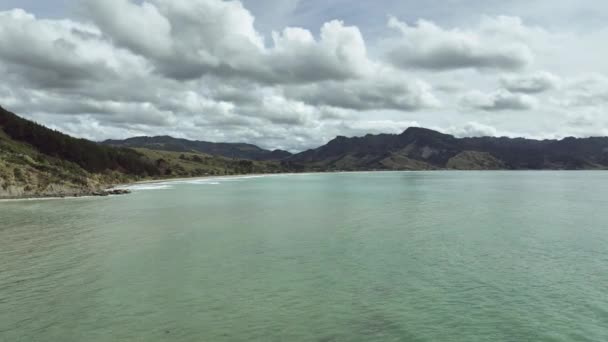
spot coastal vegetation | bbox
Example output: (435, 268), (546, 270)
(0, 106), (289, 198)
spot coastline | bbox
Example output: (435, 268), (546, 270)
(0, 173), (288, 202)
(3, 169), (606, 202)
(0, 189), (132, 202)
(119, 172), (288, 187)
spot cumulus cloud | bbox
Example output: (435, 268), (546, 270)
(1, 1), (608, 151)
(83, 0), (173, 59)
(556, 74), (608, 107)
(461, 90), (538, 111)
(0, 83), (176, 126)
(284, 69), (440, 111)
(83, 0), (372, 84)
(0, 9), (146, 88)
(265, 20), (373, 83)
(448, 122), (499, 137)
(500, 71), (560, 93)
(84, 0), (263, 80)
(386, 16), (534, 71)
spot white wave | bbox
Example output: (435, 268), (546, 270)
(191, 181), (220, 185)
(164, 175), (269, 185)
(127, 174), (278, 190)
(126, 184), (173, 191)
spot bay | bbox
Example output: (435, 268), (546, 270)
(1, 171), (607, 341)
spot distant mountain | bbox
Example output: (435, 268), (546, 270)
(287, 127), (608, 170)
(102, 136), (292, 161)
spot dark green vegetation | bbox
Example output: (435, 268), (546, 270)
(0, 121), (119, 198)
(0, 106), (158, 176)
(103, 136), (292, 161)
(0, 106), (154, 197)
(288, 127), (608, 171)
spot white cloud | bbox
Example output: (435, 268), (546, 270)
(500, 71), (560, 93)
(448, 122), (499, 137)
(461, 90), (538, 111)
(265, 20), (373, 83)
(84, 0), (173, 59)
(84, 0), (372, 84)
(1, 1), (608, 151)
(0, 9), (147, 88)
(284, 68), (440, 111)
(386, 16), (534, 71)
(556, 74), (608, 107)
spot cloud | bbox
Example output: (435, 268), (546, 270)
(83, 0), (372, 84)
(83, 0), (173, 59)
(386, 16), (534, 71)
(264, 20), (373, 83)
(84, 0), (263, 80)
(285, 72), (440, 111)
(2, 1), (608, 152)
(0, 9), (146, 88)
(556, 74), (608, 107)
(500, 71), (560, 93)
(461, 90), (538, 111)
(448, 122), (499, 137)
(0, 84), (176, 127)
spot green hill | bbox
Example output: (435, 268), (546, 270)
(0, 106), (160, 197)
(0, 106), (289, 198)
(102, 136), (292, 161)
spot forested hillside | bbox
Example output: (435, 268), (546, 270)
(0, 106), (158, 176)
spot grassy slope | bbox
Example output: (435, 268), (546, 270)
(0, 129), (292, 198)
(0, 105), (294, 198)
(133, 148), (289, 178)
(0, 127), (105, 197)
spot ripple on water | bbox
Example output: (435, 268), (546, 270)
(1, 171), (608, 341)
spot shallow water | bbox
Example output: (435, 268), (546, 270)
(1, 171), (607, 341)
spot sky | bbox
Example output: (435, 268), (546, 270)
(1, 0), (608, 151)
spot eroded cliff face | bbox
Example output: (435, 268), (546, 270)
(0, 154), (106, 198)
(0, 170), (104, 198)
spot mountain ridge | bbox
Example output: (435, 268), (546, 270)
(287, 127), (608, 170)
(102, 136), (292, 161)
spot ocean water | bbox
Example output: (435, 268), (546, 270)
(1, 171), (607, 342)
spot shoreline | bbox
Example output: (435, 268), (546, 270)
(119, 172), (299, 187)
(0, 173), (292, 202)
(2, 169), (607, 202)
(0, 189), (132, 202)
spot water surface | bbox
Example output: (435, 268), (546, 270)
(1, 172), (607, 341)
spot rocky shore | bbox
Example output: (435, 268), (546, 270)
(0, 186), (131, 200)
(90, 189), (132, 197)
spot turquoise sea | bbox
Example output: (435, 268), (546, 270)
(1, 172), (607, 341)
